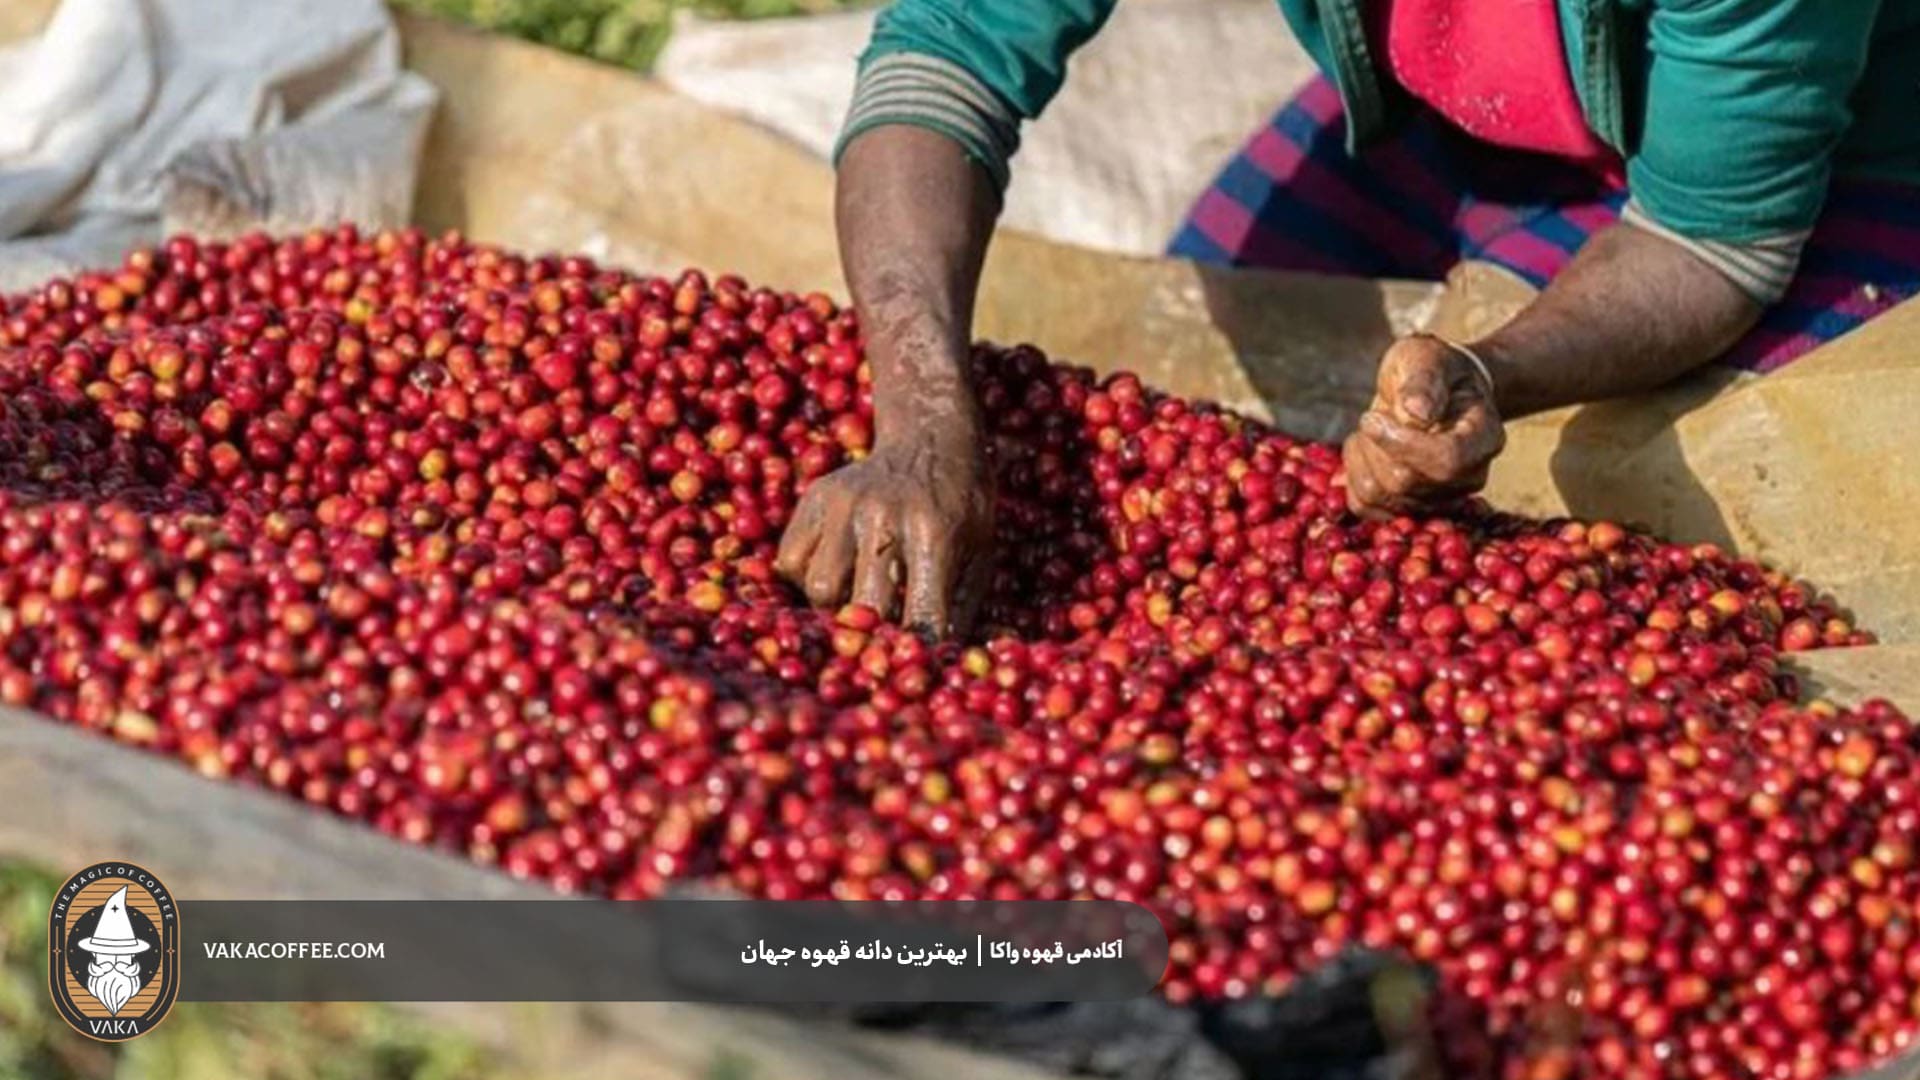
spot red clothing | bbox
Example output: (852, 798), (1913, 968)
(1372, 0), (1618, 171)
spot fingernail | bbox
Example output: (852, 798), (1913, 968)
(1402, 393), (1438, 423)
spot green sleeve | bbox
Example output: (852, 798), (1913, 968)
(835, 0), (1119, 189)
(1628, 0), (1883, 244)
(861, 0), (1118, 120)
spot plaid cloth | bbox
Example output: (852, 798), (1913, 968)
(1169, 77), (1920, 373)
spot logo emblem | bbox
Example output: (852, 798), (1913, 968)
(48, 861), (179, 1040)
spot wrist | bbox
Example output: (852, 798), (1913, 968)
(873, 379), (983, 456)
(873, 408), (989, 490)
(1416, 332), (1497, 403)
(876, 407), (982, 451)
(1465, 333), (1543, 419)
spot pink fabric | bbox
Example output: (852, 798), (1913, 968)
(1169, 78), (1920, 376)
(1374, 0), (1618, 171)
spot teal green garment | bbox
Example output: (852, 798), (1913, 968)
(857, 0), (1920, 245)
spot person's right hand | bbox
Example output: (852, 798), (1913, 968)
(775, 421), (995, 639)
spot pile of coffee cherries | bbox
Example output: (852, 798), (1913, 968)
(1, 227), (1911, 1079)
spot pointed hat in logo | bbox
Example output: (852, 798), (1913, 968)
(76, 887), (152, 956)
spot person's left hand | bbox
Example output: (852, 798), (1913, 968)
(1343, 333), (1505, 519)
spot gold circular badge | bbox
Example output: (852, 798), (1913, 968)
(47, 861), (180, 1041)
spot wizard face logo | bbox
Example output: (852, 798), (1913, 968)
(78, 885), (151, 1015)
(48, 862), (179, 1041)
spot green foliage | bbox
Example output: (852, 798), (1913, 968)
(706, 1049), (758, 1080)
(391, 0), (866, 72)
(0, 860), (507, 1080)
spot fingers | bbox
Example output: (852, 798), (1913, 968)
(1376, 400), (1503, 478)
(1361, 411), (1472, 484)
(776, 489), (923, 624)
(772, 454), (994, 637)
(1378, 339), (1450, 427)
(1346, 401), (1505, 518)
(774, 495), (825, 584)
(901, 511), (959, 638)
(1344, 433), (1418, 519)
(802, 520), (857, 608)
(850, 510), (901, 619)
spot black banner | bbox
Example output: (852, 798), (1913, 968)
(177, 899), (1168, 1003)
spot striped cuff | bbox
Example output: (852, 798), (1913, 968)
(1620, 201), (1807, 306)
(835, 52), (1021, 192)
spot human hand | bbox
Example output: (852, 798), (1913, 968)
(775, 421), (994, 638)
(1343, 333), (1505, 518)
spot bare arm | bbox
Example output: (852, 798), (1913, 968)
(837, 126), (1000, 443)
(775, 126), (1001, 636)
(1478, 223), (1762, 419)
(1345, 224), (1763, 517)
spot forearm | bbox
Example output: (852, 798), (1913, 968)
(1472, 224), (1764, 419)
(835, 125), (1001, 448)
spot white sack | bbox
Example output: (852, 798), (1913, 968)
(0, 0), (436, 290)
(655, 0), (1319, 256)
